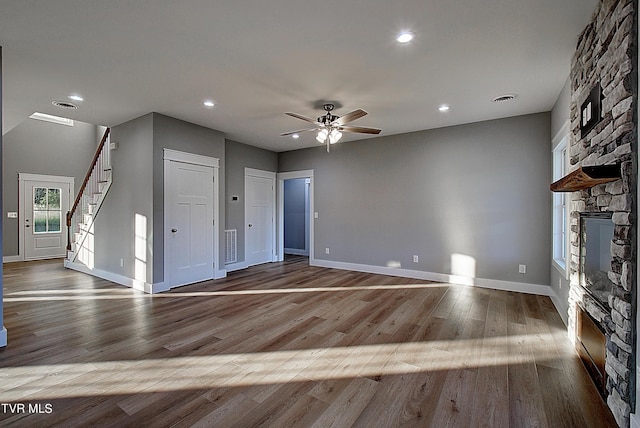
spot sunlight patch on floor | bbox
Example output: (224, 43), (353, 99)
(0, 334), (560, 402)
(3, 282), (449, 302)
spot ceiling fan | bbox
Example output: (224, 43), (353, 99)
(282, 103), (382, 152)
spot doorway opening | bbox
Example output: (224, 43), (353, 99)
(283, 178), (310, 256)
(277, 170), (314, 264)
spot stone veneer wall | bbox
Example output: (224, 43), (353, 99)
(569, 0), (637, 426)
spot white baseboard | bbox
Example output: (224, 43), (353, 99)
(550, 291), (569, 326)
(65, 260), (226, 293)
(3, 255), (22, 263)
(284, 248), (309, 256)
(64, 260), (155, 293)
(632, 413), (640, 428)
(310, 258), (553, 297)
(0, 326), (6, 347)
(225, 261), (249, 272)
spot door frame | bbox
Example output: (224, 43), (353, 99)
(18, 173), (74, 261)
(162, 149), (222, 292)
(276, 170), (314, 262)
(244, 168), (277, 266)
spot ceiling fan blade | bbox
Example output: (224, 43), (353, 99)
(339, 125), (382, 135)
(280, 128), (317, 136)
(285, 112), (319, 124)
(334, 109), (367, 125)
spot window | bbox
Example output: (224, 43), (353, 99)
(552, 134), (569, 275)
(33, 187), (62, 233)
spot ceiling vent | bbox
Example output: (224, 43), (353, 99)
(52, 100), (79, 109)
(492, 93), (518, 103)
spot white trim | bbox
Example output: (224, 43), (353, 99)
(244, 168), (277, 264)
(0, 327), (6, 347)
(276, 170), (314, 263)
(18, 174), (75, 262)
(3, 255), (22, 263)
(163, 149), (222, 288)
(549, 290), (569, 326)
(310, 258), (553, 297)
(631, 414), (640, 428)
(163, 148), (219, 168)
(225, 261), (250, 272)
(284, 248), (309, 256)
(65, 259), (155, 293)
(18, 173), (76, 184)
(245, 167), (276, 180)
(551, 130), (570, 280)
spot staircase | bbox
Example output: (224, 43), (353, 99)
(65, 128), (112, 264)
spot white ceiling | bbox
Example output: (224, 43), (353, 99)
(0, 0), (598, 152)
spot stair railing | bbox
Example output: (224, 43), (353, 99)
(66, 128), (111, 251)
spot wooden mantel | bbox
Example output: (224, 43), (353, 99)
(550, 164), (621, 192)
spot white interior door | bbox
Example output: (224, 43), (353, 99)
(245, 169), (275, 266)
(166, 159), (214, 287)
(22, 178), (71, 260)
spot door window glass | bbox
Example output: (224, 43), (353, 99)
(33, 187), (62, 233)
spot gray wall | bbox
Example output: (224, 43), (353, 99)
(95, 112), (227, 284)
(225, 139), (278, 263)
(284, 178), (307, 251)
(152, 113), (226, 281)
(94, 113), (154, 281)
(2, 117), (99, 256)
(279, 112), (552, 286)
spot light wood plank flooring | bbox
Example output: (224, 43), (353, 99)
(0, 256), (617, 427)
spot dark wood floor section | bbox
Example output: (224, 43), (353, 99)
(0, 257), (616, 427)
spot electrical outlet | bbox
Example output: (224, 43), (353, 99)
(325, 248), (330, 255)
(413, 255), (419, 263)
(519, 264), (526, 274)
(120, 258), (124, 267)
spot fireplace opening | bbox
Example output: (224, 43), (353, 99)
(579, 212), (615, 309)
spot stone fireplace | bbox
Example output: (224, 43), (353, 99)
(563, 0), (637, 426)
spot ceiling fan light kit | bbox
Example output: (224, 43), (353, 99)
(283, 103), (381, 152)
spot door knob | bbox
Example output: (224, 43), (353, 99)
(171, 228), (177, 233)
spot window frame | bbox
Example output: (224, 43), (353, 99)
(552, 126), (570, 278)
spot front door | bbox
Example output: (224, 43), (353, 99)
(166, 159), (214, 287)
(22, 178), (71, 260)
(245, 169), (275, 266)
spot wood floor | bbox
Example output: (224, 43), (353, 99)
(0, 256), (617, 427)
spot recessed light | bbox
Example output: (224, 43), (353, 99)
(396, 31), (415, 44)
(438, 104), (450, 112)
(68, 94), (84, 102)
(204, 100), (215, 107)
(291, 134), (300, 139)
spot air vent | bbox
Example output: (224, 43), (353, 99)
(52, 100), (79, 109)
(493, 93), (518, 103)
(225, 229), (237, 264)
